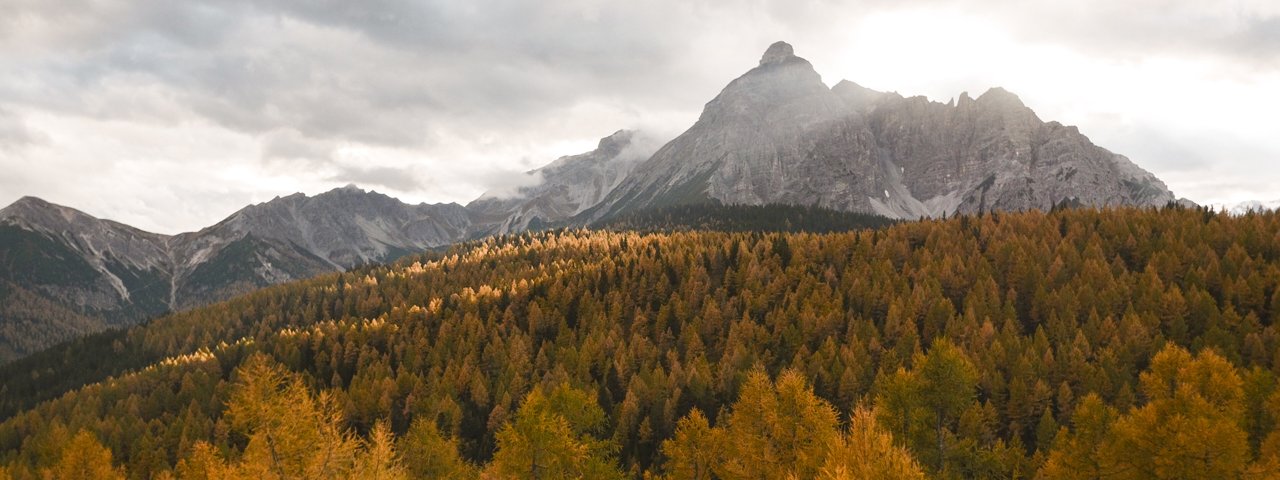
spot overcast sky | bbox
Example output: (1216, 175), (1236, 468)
(1, 0), (1277, 233)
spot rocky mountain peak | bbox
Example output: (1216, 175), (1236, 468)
(0, 196), (139, 237)
(975, 87), (1027, 110)
(759, 41), (796, 66)
(2, 196), (61, 217)
(699, 42), (830, 125)
(467, 129), (655, 236)
(6, 195), (46, 207)
(1, 196), (48, 220)
(832, 80), (890, 111)
(586, 40), (1177, 222)
(596, 129), (635, 156)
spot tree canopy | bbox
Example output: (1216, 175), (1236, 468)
(1, 206), (1279, 479)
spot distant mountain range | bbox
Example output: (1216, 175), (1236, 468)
(0, 189), (470, 361)
(0, 41), (1184, 362)
(0, 130), (653, 361)
(1214, 199), (1280, 215)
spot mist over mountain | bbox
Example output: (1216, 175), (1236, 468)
(466, 129), (662, 237)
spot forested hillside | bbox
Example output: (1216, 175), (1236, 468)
(595, 203), (896, 233)
(3, 206), (1280, 479)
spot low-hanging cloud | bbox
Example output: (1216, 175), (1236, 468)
(471, 169), (548, 201)
(328, 165), (423, 193)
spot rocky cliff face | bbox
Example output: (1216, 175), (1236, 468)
(584, 41), (1175, 221)
(466, 130), (655, 236)
(582, 42), (861, 220)
(1, 198), (173, 360)
(165, 186), (471, 308)
(863, 87), (1174, 218)
(0, 197), (172, 315)
(185, 185), (468, 269)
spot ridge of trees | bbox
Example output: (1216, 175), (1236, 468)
(595, 203), (896, 233)
(1, 206), (1279, 478)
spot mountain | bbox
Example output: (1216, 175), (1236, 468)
(0, 186), (470, 361)
(582, 41), (1175, 221)
(0, 128), (657, 362)
(0, 197), (173, 359)
(166, 186), (469, 309)
(198, 185), (469, 268)
(1216, 199), (1280, 215)
(466, 129), (654, 236)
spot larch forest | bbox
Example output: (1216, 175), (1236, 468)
(3, 205), (1280, 479)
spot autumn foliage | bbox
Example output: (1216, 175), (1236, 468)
(1, 206), (1279, 479)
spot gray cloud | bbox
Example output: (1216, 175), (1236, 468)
(470, 169), (546, 201)
(1228, 16), (1280, 64)
(0, 108), (45, 150)
(0, 0), (717, 151)
(260, 129), (336, 163)
(877, 0), (1280, 65)
(328, 165), (423, 193)
(0, 0), (1277, 232)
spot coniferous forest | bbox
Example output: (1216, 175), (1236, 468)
(3, 206), (1280, 479)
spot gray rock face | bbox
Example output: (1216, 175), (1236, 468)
(583, 42), (857, 219)
(466, 130), (655, 236)
(189, 185), (469, 269)
(161, 185), (471, 308)
(0, 187), (473, 359)
(863, 88), (1174, 218)
(1, 197), (171, 308)
(585, 41), (1175, 221)
(1, 198), (175, 360)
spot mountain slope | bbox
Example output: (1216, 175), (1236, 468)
(595, 203), (895, 233)
(583, 41), (1175, 221)
(466, 129), (657, 236)
(863, 87), (1174, 218)
(0, 198), (174, 359)
(190, 185), (469, 269)
(0, 187), (471, 361)
(582, 42), (861, 220)
(166, 186), (470, 309)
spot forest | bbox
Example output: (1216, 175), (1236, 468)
(594, 203), (897, 234)
(2, 205), (1280, 479)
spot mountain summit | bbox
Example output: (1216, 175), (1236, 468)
(583, 42), (1174, 221)
(759, 41), (795, 65)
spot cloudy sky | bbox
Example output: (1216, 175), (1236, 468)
(1, 0), (1277, 233)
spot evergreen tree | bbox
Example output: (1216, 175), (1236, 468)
(486, 383), (623, 479)
(42, 431), (125, 480)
